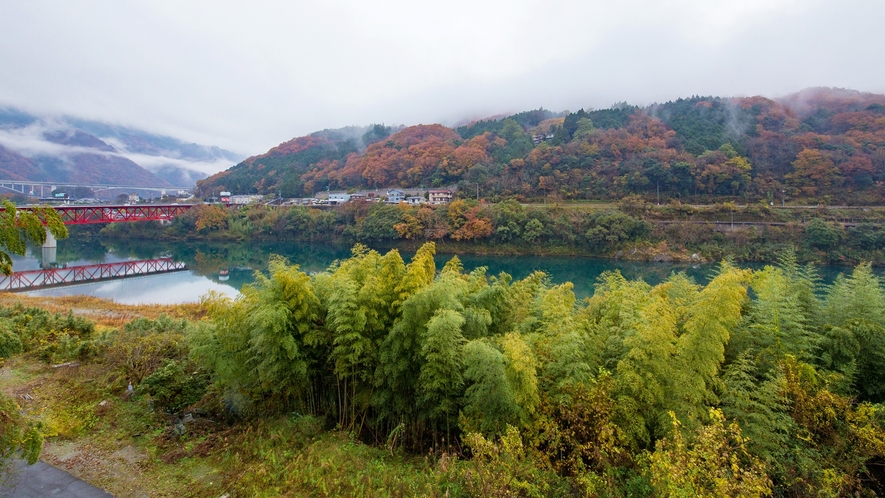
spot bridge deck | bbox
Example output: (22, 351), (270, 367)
(3, 204), (203, 225)
(50, 204), (196, 224)
(0, 179), (191, 193)
(0, 258), (188, 291)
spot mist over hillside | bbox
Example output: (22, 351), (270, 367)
(0, 107), (244, 187)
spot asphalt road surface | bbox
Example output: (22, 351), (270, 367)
(1, 459), (113, 498)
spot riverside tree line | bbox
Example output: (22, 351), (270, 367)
(98, 198), (885, 264)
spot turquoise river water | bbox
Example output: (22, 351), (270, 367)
(7, 238), (871, 305)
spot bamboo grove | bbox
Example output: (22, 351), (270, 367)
(184, 243), (885, 495)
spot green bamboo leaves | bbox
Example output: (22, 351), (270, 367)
(193, 244), (885, 494)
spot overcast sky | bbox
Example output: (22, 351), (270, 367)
(1, 0), (882, 156)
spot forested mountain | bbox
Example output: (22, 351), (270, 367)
(206, 125), (396, 196)
(0, 136), (170, 187)
(0, 107), (243, 187)
(199, 88), (885, 204)
(0, 144), (42, 180)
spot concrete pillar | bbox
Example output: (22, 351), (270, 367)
(40, 228), (56, 268)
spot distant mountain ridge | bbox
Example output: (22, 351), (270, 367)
(64, 117), (241, 164)
(0, 107), (244, 189)
(0, 144), (41, 181)
(42, 129), (117, 152)
(776, 87), (885, 116)
(198, 87), (885, 205)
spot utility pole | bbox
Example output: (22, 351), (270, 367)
(468, 164), (479, 202)
(656, 183), (660, 205)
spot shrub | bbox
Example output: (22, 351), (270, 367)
(447, 426), (568, 497)
(0, 392), (43, 471)
(805, 218), (844, 251)
(585, 210), (651, 252)
(647, 409), (771, 497)
(0, 318), (22, 359)
(137, 359), (210, 413)
(0, 305), (94, 363)
(102, 315), (189, 384)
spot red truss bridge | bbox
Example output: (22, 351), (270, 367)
(0, 258), (188, 291)
(44, 204), (197, 225)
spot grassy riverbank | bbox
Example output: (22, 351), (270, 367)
(2, 355), (446, 497)
(0, 294), (444, 497)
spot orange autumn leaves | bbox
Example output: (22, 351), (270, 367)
(392, 200), (492, 241)
(296, 125), (499, 193)
(342, 125), (497, 187)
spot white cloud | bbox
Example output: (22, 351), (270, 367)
(0, 0), (882, 155)
(0, 121), (234, 181)
(113, 152), (234, 177)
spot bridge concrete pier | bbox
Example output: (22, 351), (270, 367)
(41, 228), (57, 268)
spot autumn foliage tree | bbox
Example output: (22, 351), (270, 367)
(786, 148), (842, 197)
(194, 205), (229, 233)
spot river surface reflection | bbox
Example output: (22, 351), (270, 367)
(7, 237), (873, 305)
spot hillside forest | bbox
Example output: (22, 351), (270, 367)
(3, 245), (885, 496)
(198, 88), (885, 205)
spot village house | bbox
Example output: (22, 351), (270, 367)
(328, 192), (351, 205)
(428, 189), (453, 204)
(230, 195), (262, 205)
(532, 133), (556, 145)
(386, 189), (405, 203)
(405, 196), (425, 206)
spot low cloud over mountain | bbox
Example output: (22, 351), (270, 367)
(0, 107), (243, 188)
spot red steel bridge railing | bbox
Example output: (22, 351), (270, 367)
(48, 204), (196, 225)
(0, 258), (188, 291)
(0, 204), (202, 225)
